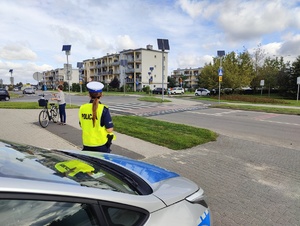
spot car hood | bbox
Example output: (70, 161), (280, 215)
(151, 176), (199, 206)
(71, 151), (199, 206)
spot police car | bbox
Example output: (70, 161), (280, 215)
(0, 139), (211, 226)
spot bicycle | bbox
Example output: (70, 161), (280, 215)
(38, 94), (59, 128)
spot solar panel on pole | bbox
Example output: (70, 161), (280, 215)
(157, 39), (170, 101)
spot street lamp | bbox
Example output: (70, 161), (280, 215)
(217, 50), (225, 104)
(157, 39), (170, 101)
(120, 59), (128, 95)
(62, 45), (71, 105)
(9, 69), (13, 86)
(77, 62), (83, 93)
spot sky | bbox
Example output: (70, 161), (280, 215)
(0, 0), (300, 85)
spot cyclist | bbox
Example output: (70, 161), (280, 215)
(78, 81), (116, 153)
(52, 85), (66, 125)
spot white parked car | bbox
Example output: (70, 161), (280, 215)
(195, 88), (210, 96)
(171, 87), (184, 95)
(23, 87), (35, 94)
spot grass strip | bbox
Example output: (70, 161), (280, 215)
(0, 102), (79, 109)
(212, 104), (300, 115)
(113, 115), (217, 150)
(137, 96), (171, 103)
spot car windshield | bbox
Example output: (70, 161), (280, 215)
(0, 141), (143, 195)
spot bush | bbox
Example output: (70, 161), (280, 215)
(142, 86), (150, 94)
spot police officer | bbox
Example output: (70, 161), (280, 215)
(78, 81), (115, 153)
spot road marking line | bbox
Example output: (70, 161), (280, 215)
(257, 120), (300, 127)
(188, 110), (242, 116)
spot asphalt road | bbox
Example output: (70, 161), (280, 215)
(149, 109), (300, 225)
(150, 107), (300, 151)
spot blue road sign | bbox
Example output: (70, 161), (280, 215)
(218, 68), (223, 76)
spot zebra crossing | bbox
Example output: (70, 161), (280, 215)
(108, 102), (208, 116)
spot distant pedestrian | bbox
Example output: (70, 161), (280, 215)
(78, 81), (116, 153)
(168, 88), (171, 97)
(52, 85), (66, 125)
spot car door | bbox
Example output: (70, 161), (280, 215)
(0, 192), (149, 226)
(0, 193), (102, 226)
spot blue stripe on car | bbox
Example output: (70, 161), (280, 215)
(198, 210), (210, 226)
(103, 154), (179, 183)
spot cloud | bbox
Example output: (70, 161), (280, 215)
(116, 35), (137, 50)
(0, 43), (37, 61)
(218, 1), (288, 41)
(279, 34), (300, 56)
(0, 61), (52, 84)
(176, 53), (213, 69)
(176, 0), (209, 19)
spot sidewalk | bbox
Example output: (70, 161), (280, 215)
(0, 108), (176, 159)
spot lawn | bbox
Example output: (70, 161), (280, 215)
(113, 115), (217, 150)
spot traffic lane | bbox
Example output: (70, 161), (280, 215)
(198, 107), (300, 126)
(149, 108), (300, 151)
(145, 134), (300, 225)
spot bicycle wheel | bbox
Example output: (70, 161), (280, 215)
(51, 106), (59, 123)
(39, 109), (49, 128)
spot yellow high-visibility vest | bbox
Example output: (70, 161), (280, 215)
(79, 103), (113, 147)
(55, 160), (94, 177)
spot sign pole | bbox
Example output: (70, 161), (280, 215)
(219, 60), (222, 104)
(157, 39), (170, 102)
(217, 50), (225, 104)
(297, 77), (300, 102)
(297, 84), (299, 102)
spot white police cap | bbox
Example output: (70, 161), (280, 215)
(87, 81), (104, 93)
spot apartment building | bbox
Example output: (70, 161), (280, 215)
(39, 45), (167, 91)
(41, 66), (79, 89)
(83, 54), (120, 86)
(83, 45), (168, 91)
(171, 67), (202, 89)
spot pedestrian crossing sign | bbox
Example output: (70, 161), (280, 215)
(218, 68), (223, 76)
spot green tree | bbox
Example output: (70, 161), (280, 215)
(15, 82), (23, 87)
(250, 43), (266, 90)
(63, 82), (69, 91)
(199, 51), (254, 91)
(288, 56), (300, 98)
(199, 61), (218, 89)
(167, 76), (176, 87)
(109, 76), (120, 89)
(277, 61), (292, 97)
(260, 56), (287, 96)
(221, 51), (254, 89)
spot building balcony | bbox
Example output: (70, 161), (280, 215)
(111, 61), (119, 66)
(125, 68), (135, 73)
(125, 78), (141, 83)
